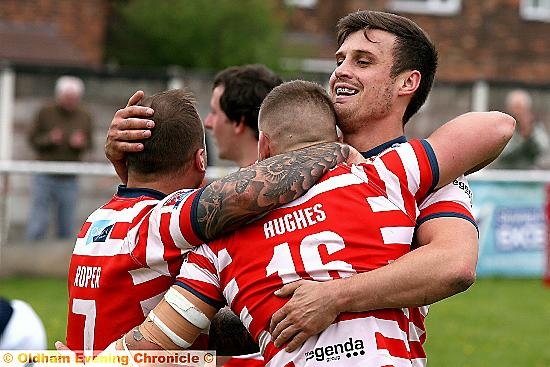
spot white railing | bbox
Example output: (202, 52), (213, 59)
(1, 161), (548, 265)
(468, 168), (550, 183)
(0, 160), (238, 178)
(0, 160), (239, 263)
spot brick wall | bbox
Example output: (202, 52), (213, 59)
(0, 0), (110, 66)
(282, 0), (550, 84)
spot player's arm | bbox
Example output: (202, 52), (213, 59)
(102, 285), (218, 354)
(329, 111), (510, 309)
(428, 111), (515, 189)
(194, 141), (351, 241)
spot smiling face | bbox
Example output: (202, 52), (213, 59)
(329, 29), (403, 138)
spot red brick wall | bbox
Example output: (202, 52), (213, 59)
(402, 1), (550, 83)
(0, 0), (110, 66)
(282, 0), (550, 84)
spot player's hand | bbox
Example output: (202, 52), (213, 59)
(345, 145), (366, 165)
(269, 280), (340, 352)
(56, 340), (130, 366)
(55, 341), (71, 351)
(54, 341), (83, 365)
(105, 90), (154, 183)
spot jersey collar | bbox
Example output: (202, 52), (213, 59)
(116, 185), (167, 200)
(361, 136), (408, 158)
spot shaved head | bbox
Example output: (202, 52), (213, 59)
(259, 80), (338, 155)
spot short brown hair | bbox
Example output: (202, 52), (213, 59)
(337, 10), (438, 124)
(127, 89), (204, 175)
(259, 80), (338, 153)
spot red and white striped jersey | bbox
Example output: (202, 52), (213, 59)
(418, 175), (475, 226)
(407, 175), (476, 364)
(66, 186), (204, 354)
(177, 139), (438, 367)
(361, 136), (476, 228)
(360, 137), (476, 366)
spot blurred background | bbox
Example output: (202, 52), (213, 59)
(0, 1), (549, 366)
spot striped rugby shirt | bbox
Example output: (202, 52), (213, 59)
(66, 186), (203, 353)
(176, 139), (457, 367)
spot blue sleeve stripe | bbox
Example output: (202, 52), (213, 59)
(420, 139), (439, 193)
(190, 185), (209, 242)
(417, 212), (479, 236)
(174, 281), (225, 310)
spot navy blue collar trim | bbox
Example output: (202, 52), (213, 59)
(116, 185), (167, 200)
(361, 136), (408, 158)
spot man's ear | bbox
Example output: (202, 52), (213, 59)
(258, 131), (271, 161)
(336, 126), (344, 143)
(195, 148), (207, 173)
(398, 70), (421, 97)
(234, 116), (247, 135)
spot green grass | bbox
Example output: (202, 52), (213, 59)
(0, 276), (68, 348)
(425, 278), (550, 367)
(0, 277), (549, 366)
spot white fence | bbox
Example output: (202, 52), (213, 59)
(0, 161), (238, 265)
(0, 163), (549, 278)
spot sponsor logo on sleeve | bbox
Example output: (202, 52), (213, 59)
(86, 220), (114, 245)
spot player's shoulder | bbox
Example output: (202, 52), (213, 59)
(162, 188), (200, 208)
(316, 163), (371, 185)
(359, 140), (425, 165)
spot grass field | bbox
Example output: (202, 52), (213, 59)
(1, 276), (549, 366)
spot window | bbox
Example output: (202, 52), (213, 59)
(285, 0), (317, 8)
(520, 0), (550, 22)
(389, 0), (461, 16)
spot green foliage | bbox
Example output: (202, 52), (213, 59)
(107, 0), (284, 72)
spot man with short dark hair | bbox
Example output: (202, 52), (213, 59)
(205, 64), (283, 167)
(269, 12), (490, 359)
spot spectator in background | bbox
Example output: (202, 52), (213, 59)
(204, 64), (283, 168)
(26, 76), (94, 241)
(0, 297), (47, 349)
(494, 89), (549, 169)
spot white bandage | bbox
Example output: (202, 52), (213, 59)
(164, 287), (210, 329)
(149, 310), (192, 349)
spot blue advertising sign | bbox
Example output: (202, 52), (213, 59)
(471, 180), (546, 277)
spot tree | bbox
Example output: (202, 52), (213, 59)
(107, 0), (284, 72)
